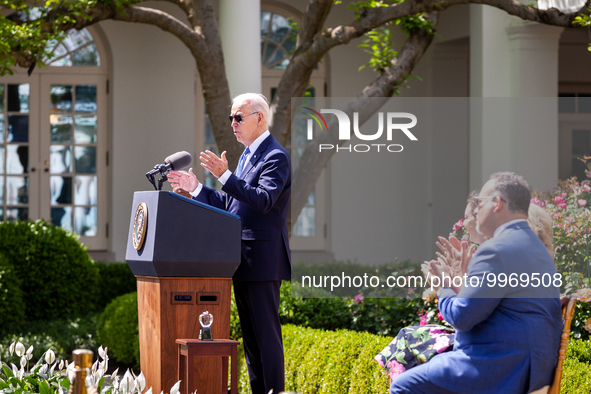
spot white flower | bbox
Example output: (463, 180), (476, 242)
(111, 367), (119, 380)
(576, 287), (591, 302)
(45, 349), (56, 365)
(59, 360), (64, 370)
(93, 361), (106, 384)
(9, 342), (15, 356)
(144, 388), (152, 394)
(17, 367), (24, 380)
(98, 346), (108, 361)
(11, 363), (18, 376)
(20, 355), (27, 369)
(92, 360), (99, 373)
(50, 362), (57, 376)
(120, 369), (134, 393)
(67, 362), (76, 384)
(39, 364), (48, 375)
(99, 360), (107, 374)
(14, 342), (25, 357)
(135, 372), (146, 392)
(170, 380), (181, 394)
(112, 376), (120, 390)
(26, 345), (33, 356)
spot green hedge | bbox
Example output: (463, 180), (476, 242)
(95, 262), (137, 310)
(237, 325), (391, 394)
(0, 219), (99, 321)
(279, 281), (352, 331)
(0, 252), (25, 335)
(236, 328), (591, 394)
(561, 339), (591, 393)
(97, 292), (139, 367)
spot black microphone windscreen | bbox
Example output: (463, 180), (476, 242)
(165, 151), (192, 171)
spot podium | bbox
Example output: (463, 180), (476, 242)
(126, 191), (241, 394)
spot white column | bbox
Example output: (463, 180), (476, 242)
(506, 22), (563, 191)
(219, 0), (262, 97)
(469, 8), (564, 192)
(469, 6), (513, 190)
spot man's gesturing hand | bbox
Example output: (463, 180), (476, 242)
(200, 150), (228, 178)
(168, 168), (199, 193)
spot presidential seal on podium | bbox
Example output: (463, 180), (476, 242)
(133, 202), (148, 250)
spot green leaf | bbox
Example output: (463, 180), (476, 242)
(2, 364), (14, 379)
(39, 380), (51, 394)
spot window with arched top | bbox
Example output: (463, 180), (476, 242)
(0, 26), (109, 251)
(260, 12), (296, 70)
(45, 28), (101, 67)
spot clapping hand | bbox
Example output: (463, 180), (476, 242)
(200, 150), (228, 178)
(168, 168), (199, 193)
(436, 235), (476, 278)
(422, 258), (452, 291)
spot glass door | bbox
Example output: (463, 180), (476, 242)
(39, 74), (108, 250)
(0, 75), (41, 221)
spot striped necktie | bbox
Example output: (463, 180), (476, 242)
(235, 147), (250, 178)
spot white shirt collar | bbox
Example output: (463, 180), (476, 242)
(493, 218), (528, 238)
(246, 130), (270, 156)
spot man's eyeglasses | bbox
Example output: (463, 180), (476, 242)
(476, 195), (507, 207)
(228, 112), (259, 123)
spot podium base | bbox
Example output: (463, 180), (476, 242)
(137, 276), (232, 394)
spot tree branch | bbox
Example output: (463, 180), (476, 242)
(290, 12), (440, 224)
(296, 0), (333, 53)
(121, 1), (241, 166)
(317, 0), (589, 53)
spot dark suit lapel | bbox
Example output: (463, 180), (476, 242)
(227, 135), (274, 210)
(241, 135), (273, 178)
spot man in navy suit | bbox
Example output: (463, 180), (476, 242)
(391, 172), (562, 394)
(169, 93), (291, 394)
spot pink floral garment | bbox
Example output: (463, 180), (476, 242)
(375, 324), (455, 381)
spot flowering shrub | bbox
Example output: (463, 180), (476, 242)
(532, 177), (591, 293)
(415, 290), (452, 329)
(0, 342), (177, 394)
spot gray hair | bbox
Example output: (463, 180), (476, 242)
(232, 93), (270, 123)
(489, 172), (531, 215)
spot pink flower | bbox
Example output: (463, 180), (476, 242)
(554, 196), (565, 204)
(419, 314), (427, 326)
(429, 327), (446, 337)
(452, 219), (464, 232)
(433, 336), (451, 353)
(387, 360), (406, 381)
(354, 294), (364, 303)
(558, 202), (567, 210)
(578, 199), (587, 207)
(407, 288), (415, 294)
(374, 355), (385, 367)
(530, 198), (543, 207)
(584, 184), (591, 192)
(437, 312), (444, 320)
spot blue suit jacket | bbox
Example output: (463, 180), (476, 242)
(433, 221), (562, 393)
(194, 134), (292, 281)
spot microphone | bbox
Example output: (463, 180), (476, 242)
(146, 151), (192, 176)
